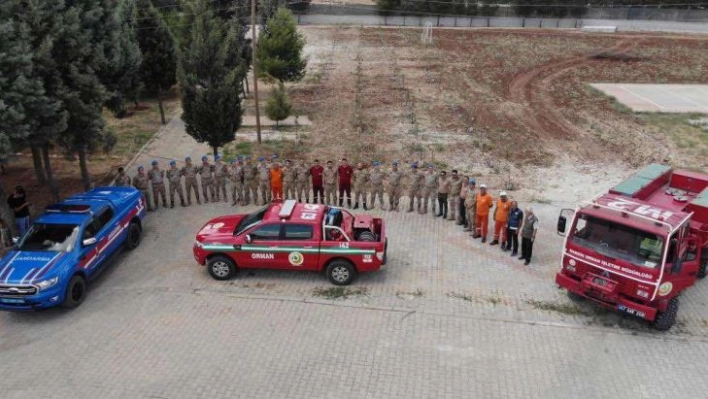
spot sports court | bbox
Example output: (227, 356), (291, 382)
(590, 83), (708, 113)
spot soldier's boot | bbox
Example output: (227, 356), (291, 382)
(421, 202), (428, 214)
(170, 201), (175, 209)
(338, 198), (343, 207)
(363, 203), (368, 211)
(347, 199), (352, 208)
(353, 202), (359, 210)
(407, 198), (414, 213)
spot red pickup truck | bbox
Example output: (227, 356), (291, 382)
(193, 200), (388, 285)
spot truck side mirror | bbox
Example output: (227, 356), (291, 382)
(82, 237), (97, 246)
(12, 237), (19, 244)
(557, 209), (575, 237)
(245, 234), (252, 244)
(557, 216), (567, 234)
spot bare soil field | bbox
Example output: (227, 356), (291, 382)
(287, 26), (708, 201)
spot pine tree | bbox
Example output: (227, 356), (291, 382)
(257, 7), (307, 83)
(0, 3), (60, 232)
(179, 0), (247, 157)
(265, 82), (292, 128)
(137, 0), (177, 124)
(102, 0), (143, 118)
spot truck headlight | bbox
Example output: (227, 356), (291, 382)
(36, 277), (59, 291)
(194, 240), (203, 248)
(565, 263), (576, 272)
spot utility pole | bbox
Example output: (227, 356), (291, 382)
(251, 0), (262, 143)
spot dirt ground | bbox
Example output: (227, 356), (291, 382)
(286, 26), (708, 202)
(0, 97), (180, 219)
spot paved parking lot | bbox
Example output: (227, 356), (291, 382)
(590, 83), (708, 113)
(1, 114), (708, 398)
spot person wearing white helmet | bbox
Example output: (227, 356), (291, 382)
(490, 191), (511, 246)
(473, 183), (493, 243)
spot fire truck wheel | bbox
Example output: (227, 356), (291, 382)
(207, 256), (237, 281)
(567, 291), (584, 302)
(125, 222), (142, 250)
(61, 275), (87, 309)
(326, 260), (357, 285)
(651, 297), (679, 331)
(697, 260), (707, 279)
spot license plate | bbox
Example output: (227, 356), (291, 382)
(0, 298), (25, 304)
(617, 304), (646, 318)
(592, 277), (608, 287)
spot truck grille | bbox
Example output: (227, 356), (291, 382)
(0, 285), (37, 296)
(574, 263), (639, 297)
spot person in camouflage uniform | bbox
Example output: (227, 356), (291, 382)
(148, 160), (168, 209)
(181, 156), (201, 205)
(464, 179), (477, 234)
(282, 160), (296, 200)
(406, 163), (424, 213)
(243, 156), (257, 205)
(352, 162), (369, 210)
(369, 162), (385, 210)
(114, 167), (131, 187)
(447, 170), (463, 221)
(229, 159), (244, 206)
(198, 156), (215, 203)
(386, 161), (403, 212)
(295, 161), (310, 203)
(323, 160), (337, 205)
(166, 160), (186, 208)
(213, 155), (228, 202)
(132, 165), (154, 211)
(257, 157), (271, 205)
(421, 164), (438, 215)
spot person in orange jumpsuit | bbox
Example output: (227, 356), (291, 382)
(473, 184), (494, 243)
(269, 162), (284, 202)
(490, 191), (511, 247)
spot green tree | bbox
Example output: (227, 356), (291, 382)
(103, 0), (143, 118)
(265, 82), (292, 128)
(137, 0), (177, 124)
(374, 0), (401, 13)
(179, 0), (248, 157)
(257, 7), (307, 83)
(513, 0), (537, 18)
(0, 3), (62, 232)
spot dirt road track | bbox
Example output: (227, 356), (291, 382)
(507, 39), (641, 145)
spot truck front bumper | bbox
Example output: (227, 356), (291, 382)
(555, 272), (657, 321)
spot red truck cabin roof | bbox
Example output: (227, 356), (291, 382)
(587, 194), (689, 234)
(263, 200), (326, 224)
(608, 163), (708, 229)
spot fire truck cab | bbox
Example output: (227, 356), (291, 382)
(555, 164), (708, 330)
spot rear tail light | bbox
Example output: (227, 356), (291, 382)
(376, 251), (384, 261)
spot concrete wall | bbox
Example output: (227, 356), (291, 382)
(304, 4), (708, 22)
(297, 13), (708, 34)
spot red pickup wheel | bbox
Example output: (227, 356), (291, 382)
(207, 256), (237, 280)
(326, 260), (357, 285)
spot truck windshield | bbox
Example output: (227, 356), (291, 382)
(571, 214), (664, 269)
(235, 206), (269, 235)
(18, 223), (80, 252)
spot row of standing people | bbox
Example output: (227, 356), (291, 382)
(114, 156), (538, 264)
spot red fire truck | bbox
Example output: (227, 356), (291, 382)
(193, 200), (387, 285)
(555, 164), (708, 330)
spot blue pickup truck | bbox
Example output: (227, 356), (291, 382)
(0, 187), (146, 310)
